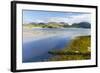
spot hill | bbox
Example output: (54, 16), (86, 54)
(71, 22), (91, 28)
(23, 22), (91, 28)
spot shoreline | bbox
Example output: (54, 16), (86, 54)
(48, 35), (91, 61)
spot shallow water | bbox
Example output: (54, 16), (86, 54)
(22, 28), (90, 63)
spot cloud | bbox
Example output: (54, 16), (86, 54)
(46, 14), (91, 25)
(23, 13), (91, 25)
(66, 14), (91, 25)
(33, 19), (45, 23)
(47, 17), (69, 23)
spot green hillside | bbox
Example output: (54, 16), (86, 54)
(23, 22), (91, 28)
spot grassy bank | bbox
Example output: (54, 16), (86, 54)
(23, 24), (64, 28)
(48, 36), (91, 61)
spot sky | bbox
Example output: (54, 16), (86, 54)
(23, 10), (91, 25)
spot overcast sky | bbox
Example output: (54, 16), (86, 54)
(23, 10), (91, 25)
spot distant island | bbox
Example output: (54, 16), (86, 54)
(23, 22), (91, 28)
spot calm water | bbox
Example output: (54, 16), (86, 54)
(22, 28), (90, 63)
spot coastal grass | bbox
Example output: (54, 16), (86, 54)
(23, 24), (63, 28)
(48, 36), (91, 61)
